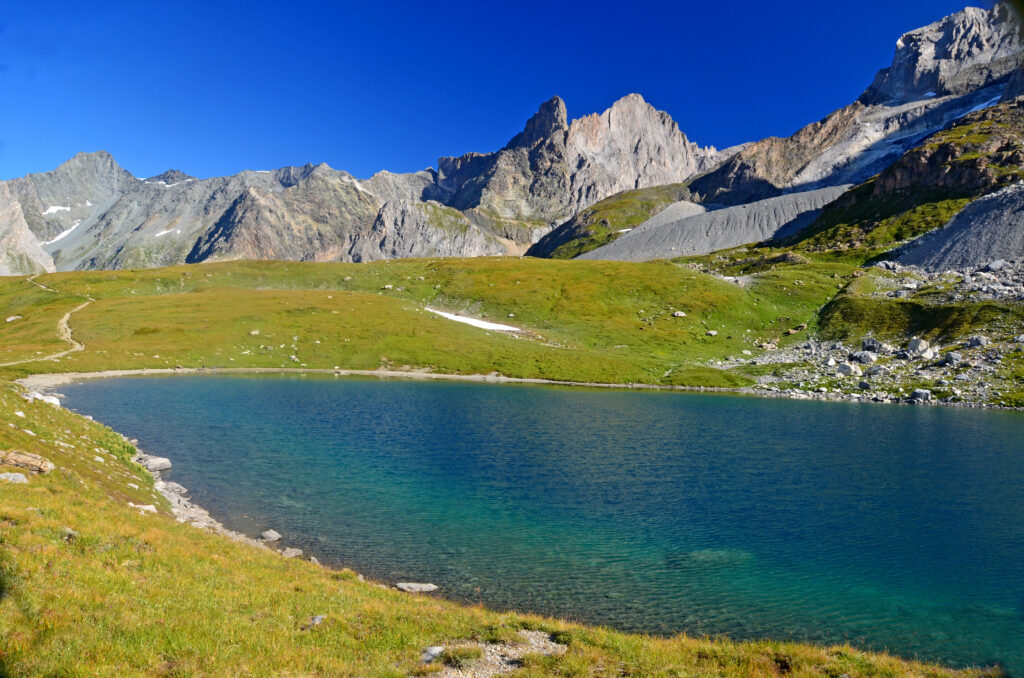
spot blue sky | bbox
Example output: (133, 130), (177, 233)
(0, 0), (993, 180)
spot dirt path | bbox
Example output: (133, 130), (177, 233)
(0, 276), (93, 368)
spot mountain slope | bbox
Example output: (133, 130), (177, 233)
(689, 4), (1022, 205)
(0, 95), (726, 274)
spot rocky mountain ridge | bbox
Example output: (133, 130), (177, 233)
(2, 4), (1021, 274)
(689, 3), (1023, 206)
(0, 94), (723, 273)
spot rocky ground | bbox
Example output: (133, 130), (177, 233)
(877, 258), (1024, 303)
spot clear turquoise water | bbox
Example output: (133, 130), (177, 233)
(62, 375), (1024, 672)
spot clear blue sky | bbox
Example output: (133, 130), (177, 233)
(0, 0), (993, 180)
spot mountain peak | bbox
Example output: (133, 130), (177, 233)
(58, 150), (121, 173)
(505, 96), (568, 150)
(863, 3), (1023, 104)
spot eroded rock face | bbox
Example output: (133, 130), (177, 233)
(690, 4), (1023, 204)
(564, 94), (723, 215)
(430, 94), (722, 226)
(864, 4), (1023, 104)
(0, 182), (54, 275)
(348, 200), (506, 262)
(0, 93), (727, 271)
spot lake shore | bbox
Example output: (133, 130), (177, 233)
(18, 365), (1023, 411)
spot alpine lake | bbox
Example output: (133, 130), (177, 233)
(61, 374), (1024, 672)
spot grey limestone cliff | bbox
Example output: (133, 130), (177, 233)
(0, 93), (727, 273)
(690, 4), (1023, 205)
(0, 183), (55, 275)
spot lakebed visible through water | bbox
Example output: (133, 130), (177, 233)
(61, 375), (1024, 672)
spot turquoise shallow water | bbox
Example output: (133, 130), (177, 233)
(62, 375), (1024, 671)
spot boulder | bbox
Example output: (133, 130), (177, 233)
(851, 351), (878, 365)
(966, 335), (991, 348)
(858, 381), (872, 390)
(672, 311), (687, 318)
(941, 352), (962, 367)
(837, 362), (863, 377)
(0, 472), (28, 484)
(985, 259), (1006, 272)
(396, 582), (439, 593)
(0, 451), (55, 474)
(862, 337), (885, 352)
(260, 529), (282, 543)
(25, 391), (60, 407)
(866, 365), (891, 377)
(911, 389), (933, 402)
(908, 337), (930, 355)
(281, 547), (303, 558)
(706, 330), (718, 336)
(141, 456), (172, 472)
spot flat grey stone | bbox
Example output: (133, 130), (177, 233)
(0, 472), (28, 484)
(396, 582), (439, 593)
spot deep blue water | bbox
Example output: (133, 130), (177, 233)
(62, 375), (1024, 672)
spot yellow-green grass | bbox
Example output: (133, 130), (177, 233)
(0, 386), (991, 677)
(0, 278), (86, 366)
(0, 257), (856, 387)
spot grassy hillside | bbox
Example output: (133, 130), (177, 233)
(527, 184), (693, 259)
(0, 374), (991, 677)
(0, 257), (857, 388)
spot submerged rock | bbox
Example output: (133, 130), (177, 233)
(396, 582), (439, 593)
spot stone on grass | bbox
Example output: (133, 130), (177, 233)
(260, 529), (282, 542)
(866, 365), (891, 377)
(851, 351), (878, 365)
(706, 330), (718, 337)
(396, 582), (439, 593)
(0, 472), (28, 484)
(0, 451), (54, 474)
(421, 646), (445, 663)
(301, 615), (326, 631)
(966, 335), (990, 349)
(25, 391), (60, 407)
(281, 547), (303, 558)
(672, 311), (686, 317)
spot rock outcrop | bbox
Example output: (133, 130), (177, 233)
(0, 182), (54, 275)
(348, 200), (506, 262)
(428, 94), (723, 231)
(895, 181), (1024, 270)
(690, 4), (1023, 205)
